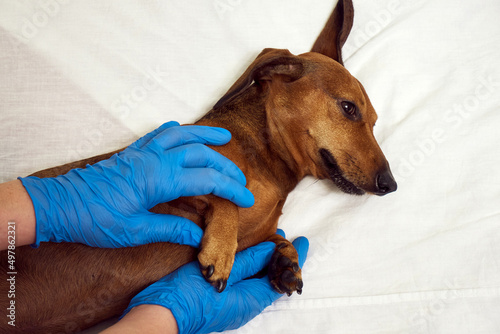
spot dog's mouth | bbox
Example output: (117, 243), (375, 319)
(319, 148), (365, 195)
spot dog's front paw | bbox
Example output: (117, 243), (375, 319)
(268, 243), (303, 296)
(198, 246), (236, 293)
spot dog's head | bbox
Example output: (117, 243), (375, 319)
(213, 0), (396, 196)
(296, 51), (397, 196)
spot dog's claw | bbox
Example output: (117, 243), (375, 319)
(215, 279), (227, 293)
(296, 279), (303, 295)
(205, 265), (214, 279)
(199, 263), (228, 292)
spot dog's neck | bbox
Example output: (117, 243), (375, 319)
(198, 85), (302, 195)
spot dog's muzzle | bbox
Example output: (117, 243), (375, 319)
(319, 148), (365, 195)
(319, 148), (397, 196)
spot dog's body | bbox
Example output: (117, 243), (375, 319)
(1, 1), (397, 332)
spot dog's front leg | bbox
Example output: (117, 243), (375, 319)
(198, 196), (239, 292)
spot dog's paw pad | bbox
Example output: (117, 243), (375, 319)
(268, 243), (303, 296)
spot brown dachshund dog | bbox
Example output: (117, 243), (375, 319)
(1, 0), (396, 332)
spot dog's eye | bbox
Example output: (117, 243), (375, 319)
(340, 101), (358, 119)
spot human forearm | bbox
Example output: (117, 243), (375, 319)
(8, 123), (252, 250)
(101, 305), (178, 334)
(0, 180), (36, 249)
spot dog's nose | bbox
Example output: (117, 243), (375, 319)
(374, 170), (397, 196)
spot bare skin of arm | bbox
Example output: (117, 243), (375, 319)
(0, 180), (36, 250)
(100, 305), (178, 334)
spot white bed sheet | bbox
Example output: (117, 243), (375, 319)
(1, 0), (500, 333)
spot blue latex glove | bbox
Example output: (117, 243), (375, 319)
(20, 121), (254, 248)
(123, 231), (309, 334)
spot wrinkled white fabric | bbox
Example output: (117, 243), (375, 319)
(1, 1), (499, 333)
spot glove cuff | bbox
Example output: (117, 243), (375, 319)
(19, 176), (55, 246)
(18, 175), (86, 246)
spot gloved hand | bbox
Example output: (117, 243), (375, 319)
(20, 121), (254, 248)
(123, 231), (309, 334)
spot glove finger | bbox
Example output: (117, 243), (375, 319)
(233, 276), (283, 303)
(176, 169), (255, 208)
(227, 242), (276, 284)
(151, 125), (232, 151)
(276, 229), (285, 238)
(292, 237), (309, 268)
(180, 144), (247, 186)
(135, 213), (204, 248)
(130, 121), (180, 149)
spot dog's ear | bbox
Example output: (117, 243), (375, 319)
(311, 0), (354, 66)
(214, 49), (304, 109)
